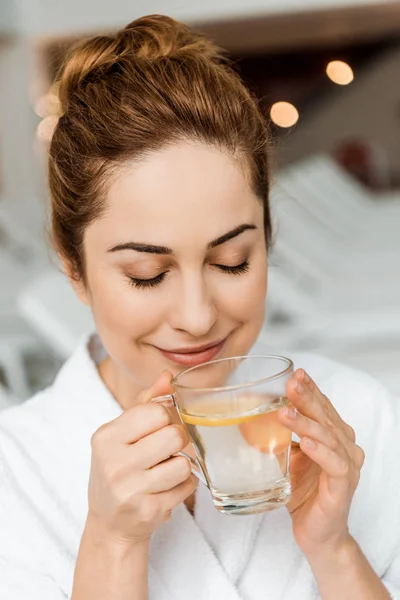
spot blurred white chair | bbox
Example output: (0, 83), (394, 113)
(266, 260), (400, 334)
(0, 252), (42, 399)
(268, 162), (400, 320)
(0, 332), (36, 400)
(274, 154), (400, 238)
(0, 205), (68, 398)
(0, 383), (18, 411)
(263, 154), (400, 378)
(270, 186), (399, 282)
(18, 268), (95, 359)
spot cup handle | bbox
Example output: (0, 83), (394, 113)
(151, 394), (208, 488)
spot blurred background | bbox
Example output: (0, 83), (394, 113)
(1, 0), (400, 410)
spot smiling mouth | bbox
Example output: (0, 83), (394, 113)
(155, 338), (227, 366)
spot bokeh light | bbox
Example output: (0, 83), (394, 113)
(270, 101), (299, 128)
(326, 60), (354, 85)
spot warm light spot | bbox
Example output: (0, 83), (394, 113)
(36, 115), (59, 142)
(270, 102), (299, 128)
(34, 93), (60, 118)
(326, 61), (354, 85)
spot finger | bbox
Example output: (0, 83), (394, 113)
(298, 369), (358, 445)
(297, 370), (356, 443)
(286, 374), (328, 425)
(285, 377), (358, 465)
(333, 427), (365, 469)
(299, 437), (354, 496)
(278, 406), (347, 457)
(93, 402), (171, 446)
(287, 369), (349, 434)
(146, 456), (192, 493)
(138, 370), (174, 404)
(281, 404), (365, 472)
(132, 424), (190, 469)
(353, 444), (365, 470)
(299, 369), (342, 422)
(156, 474), (198, 511)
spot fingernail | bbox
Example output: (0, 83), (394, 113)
(296, 380), (305, 394)
(303, 372), (311, 383)
(285, 407), (298, 419)
(303, 438), (317, 449)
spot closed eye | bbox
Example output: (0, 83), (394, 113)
(127, 261), (249, 290)
(213, 261), (249, 274)
(128, 272), (168, 289)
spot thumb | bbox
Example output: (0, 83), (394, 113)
(138, 370), (174, 404)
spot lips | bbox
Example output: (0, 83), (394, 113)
(156, 338), (226, 366)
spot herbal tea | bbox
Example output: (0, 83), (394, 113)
(180, 395), (292, 514)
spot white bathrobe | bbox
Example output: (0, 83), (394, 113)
(0, 334), (399, 599)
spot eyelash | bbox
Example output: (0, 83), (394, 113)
(128, 261), (250, 290)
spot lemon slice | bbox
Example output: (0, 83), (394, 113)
(180, 411), (260, 427)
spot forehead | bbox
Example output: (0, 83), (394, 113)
(89, 141), (262, 250)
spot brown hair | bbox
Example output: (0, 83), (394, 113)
(49, 14), (272, 280)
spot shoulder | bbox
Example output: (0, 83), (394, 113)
(0, 333), (120, 454)
(0, 354), (80, 464)
(0, 339), (102, 580)
(0, 334), (121, 513)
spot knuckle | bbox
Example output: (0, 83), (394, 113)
(151, 403), (171, 428)
(174, 456), (192, 479)
(103, 463), (121, 487)
(329, 436), (338, 451)
(352, 468), (361, 487)
(188, 474), (198, 492)
(166, 425), (187, 450)
(139, 403), (170, 429)
(91, 423), (110, 449)
(339, 458), (350, 476)
(328, 429), (339, 450)
(104, 460), (137, 489)
(116, 476), (147, 510)
(184, 475), (198, 497)
(138, 498), (161, 524)
(346, 425), (356, 442)
(356, 445), (365, 468)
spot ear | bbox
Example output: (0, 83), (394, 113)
(60, 256), (90, 306)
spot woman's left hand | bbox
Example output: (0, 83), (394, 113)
(277, 368), (365, 560)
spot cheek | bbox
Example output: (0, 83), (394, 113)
(238, 272), (267, 322)
(217, 261), (267, 322)
(86, 269), (164, 336)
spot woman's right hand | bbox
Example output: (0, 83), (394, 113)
(86, 371), (196, 546)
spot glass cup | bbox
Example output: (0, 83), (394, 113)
(152, 354), (294, 515)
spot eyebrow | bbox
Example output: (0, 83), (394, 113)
(108, 223), (257, 255)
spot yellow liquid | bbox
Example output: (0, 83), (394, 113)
(181, 411), (259, 427)
(180, 396), (291, 498)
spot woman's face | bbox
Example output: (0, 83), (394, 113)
(77, 140), (268, 396)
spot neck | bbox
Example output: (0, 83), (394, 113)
(98, 355), (144, 411)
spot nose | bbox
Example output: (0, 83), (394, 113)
(170, 272), (217, 337)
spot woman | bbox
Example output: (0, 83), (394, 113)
(0, 15), (399, 600)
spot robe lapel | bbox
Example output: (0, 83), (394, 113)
(194, 482), (264, 585)
(149, 491), (245, 600)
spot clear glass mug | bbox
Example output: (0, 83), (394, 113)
(152, 354), (294, 515)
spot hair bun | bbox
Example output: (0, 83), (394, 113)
(58, 35), (119, 114)
(119, 14), (225, 63)
(57, 15), (226, 115)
